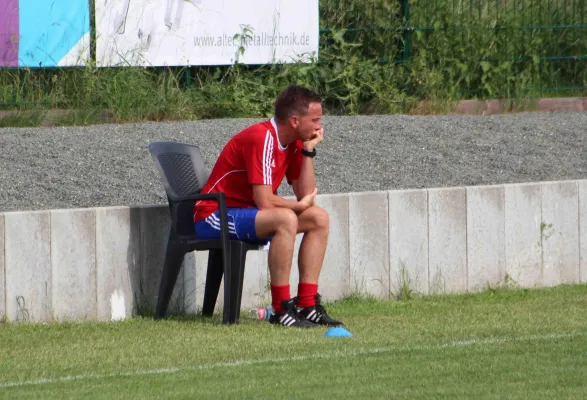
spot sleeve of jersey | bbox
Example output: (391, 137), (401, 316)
(286, 141), (304, 184)
(244, 130), (274, 186)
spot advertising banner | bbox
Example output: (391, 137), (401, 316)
(0, 0), (90, 67)
(95, 0), (319, 67)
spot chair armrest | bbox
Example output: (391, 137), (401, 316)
(168, 192), (230, 254)
(173, 192), (225, 202)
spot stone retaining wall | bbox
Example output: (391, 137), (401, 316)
(1, 179), (585, 323)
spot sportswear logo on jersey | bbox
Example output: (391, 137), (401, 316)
(263, 130), (274, 185)
(271, 159), (276, 168)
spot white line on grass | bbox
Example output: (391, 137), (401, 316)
(0, 332), (583, 389)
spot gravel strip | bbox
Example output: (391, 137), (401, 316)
(0, 112), (586, 213)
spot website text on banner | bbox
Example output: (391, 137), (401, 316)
(95, 0), (319, 67)
(0, 0), (89, 68)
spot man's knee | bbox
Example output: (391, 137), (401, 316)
(255, 208), (298, 238)
(273, 208), (298, 234)
(304, 206), (329, 232)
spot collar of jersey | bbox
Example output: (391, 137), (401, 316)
(270, 116), (288, 151)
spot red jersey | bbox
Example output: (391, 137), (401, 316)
(193, 117), (304, 222)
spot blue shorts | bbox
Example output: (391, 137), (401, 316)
(194, 208), (271, 245)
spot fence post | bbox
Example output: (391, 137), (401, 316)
(185, 67), (192, 88)
(401, 0), (412, 61)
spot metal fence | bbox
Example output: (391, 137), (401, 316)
(319, 0), (587, 93)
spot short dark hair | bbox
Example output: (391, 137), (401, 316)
(274, 85), (322, 123)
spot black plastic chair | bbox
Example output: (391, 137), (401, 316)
(148, 141), (261, 324)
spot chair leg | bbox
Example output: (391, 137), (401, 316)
(154, 239), (186, 320)
(202, 249), (223, 317)
(221, 242), (233, 324)
(227, 242), (248, 324)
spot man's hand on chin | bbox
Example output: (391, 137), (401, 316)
(303, 128), (324, 151)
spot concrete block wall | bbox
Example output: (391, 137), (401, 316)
(388, 189), (428, 296)
(0, 179), (585, 323)
(0, 213), (5, 320)
(5, 211), (52, 322)
(466, 185), (505, 292)
(95, 207), (141, 321)
(504, 183), (542, 287)
(580, 181), (587, 283)
(541, 181), (580, 285)
(428, 187), (467, 294)
(349, 192), (390, 297)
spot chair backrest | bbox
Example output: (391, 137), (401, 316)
(148, 141), (209, 201)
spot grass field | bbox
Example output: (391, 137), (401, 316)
(1, 284), (586, 399)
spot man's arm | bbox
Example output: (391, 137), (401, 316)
(291, 156), (316, 201)
(291, 127), (322, 200)
(253, 185), (316, 214)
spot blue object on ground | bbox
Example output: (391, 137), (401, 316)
(324, 327), (353, 337)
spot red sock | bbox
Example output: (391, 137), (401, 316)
(271, 284), (291, 314)
(297, 282), (318, 308)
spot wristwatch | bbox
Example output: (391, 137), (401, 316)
(301, 148), (316, 158)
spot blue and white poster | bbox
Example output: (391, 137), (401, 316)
(0, 0), (90, 67)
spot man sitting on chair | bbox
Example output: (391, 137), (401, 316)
(193, 85), (343, 328)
